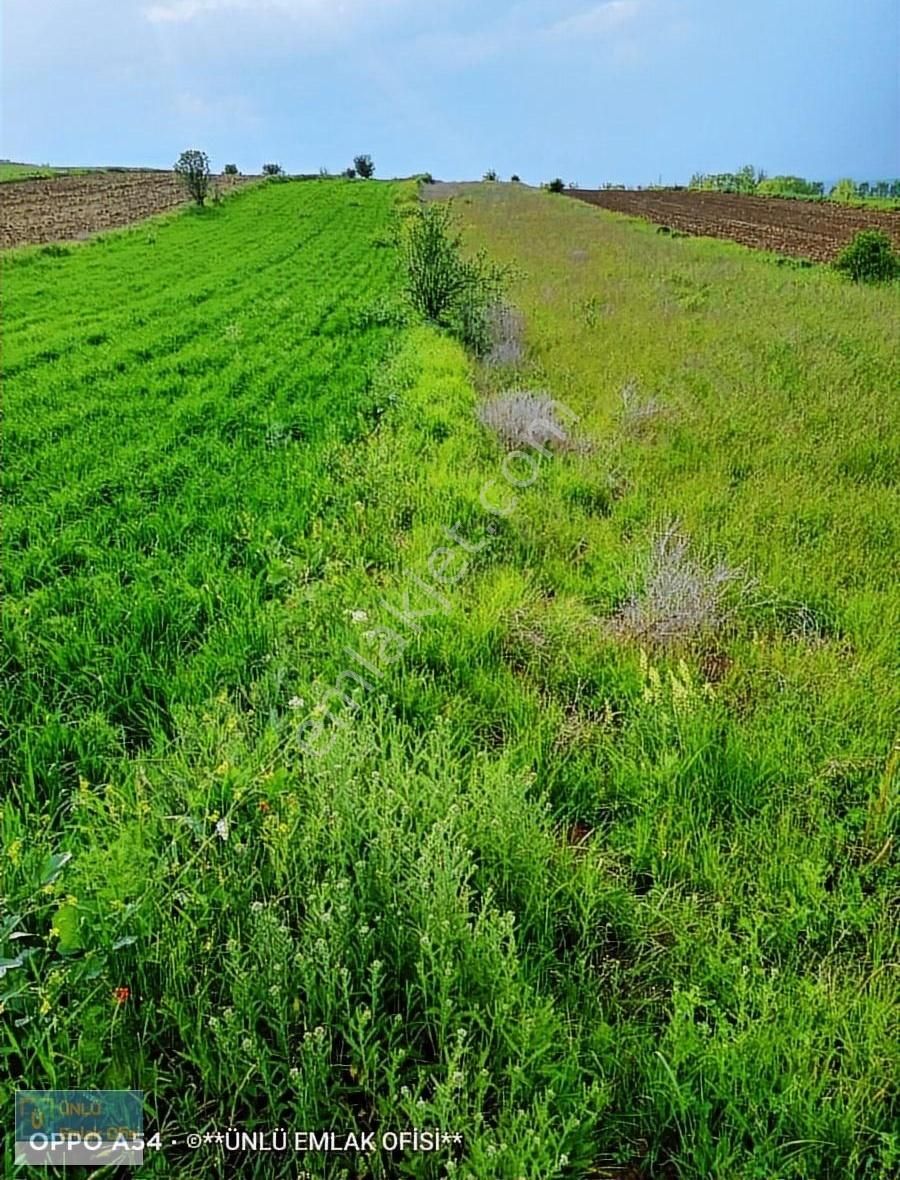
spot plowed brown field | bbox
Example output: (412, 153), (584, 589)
(0, 170), (252, 249)
(566, 188), (900, 262)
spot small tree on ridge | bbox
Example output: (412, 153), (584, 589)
(354, 154), (375, 179)
(174, 149), (211, 206)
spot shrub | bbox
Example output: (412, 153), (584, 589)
(174, 149), (211, 206)
(510, 174), (521, 183)
(343, 167), (357, 179)
(262, 163), (284, 176)
(478, 391), (578, 451)
(403, 202), (511, 355)
(607, 522), (748, 647)
(834, 230), (899, 283)
(420, 172), (434, 184)
(354, 154), (375, 179)
(484, 302), (526, 367)
(547, 178), (566, 194)
(223, 163), (239, 176)
(483, 169), (499, 182)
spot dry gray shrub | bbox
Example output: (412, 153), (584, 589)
(484, 302), (526, 367)
(478, 391), (585, 453)
(620, 378), (670, 435)
(608, 522), (748, 646)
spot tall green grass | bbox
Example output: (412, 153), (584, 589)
(2, 178), (898, 1179)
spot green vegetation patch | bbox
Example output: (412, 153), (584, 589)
(3, 175), (899, 1180)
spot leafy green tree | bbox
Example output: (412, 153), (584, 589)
(262, 163), (284, 176)
(756, 175), (824, 198)
(830, 178), (858, 201)
(354, 155), (375, 179)
(174, 149), (211, 206)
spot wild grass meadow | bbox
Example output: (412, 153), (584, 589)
(2, 178), (898, 1178)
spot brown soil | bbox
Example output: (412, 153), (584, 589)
(565, 188), (900, 262)
(0, 171), (253, 249)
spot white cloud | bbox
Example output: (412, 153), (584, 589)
(145, 0), (235, 22)
(144, 0), (399, 25)
(410, 1), (645, 70)
(547, 1), (642, 40)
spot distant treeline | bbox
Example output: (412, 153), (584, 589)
(686, 166), (900, 200)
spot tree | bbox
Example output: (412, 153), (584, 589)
(830, 178), (857, 202)
(547, 178), (565, 193)
(343, 167), (357, 179)
(483, 169), (499, 182)
(262, 163), (284, 176)
(354, 154), (375, 179)
(510, 174), (521, 183)
(174, 149), (211, 206)
(223, 163), (239, 175)
(756, 175), (824, 198)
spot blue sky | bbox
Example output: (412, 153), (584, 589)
(2, 0), (897, 184)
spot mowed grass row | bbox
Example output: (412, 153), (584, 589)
(2, 177), (899, 1180)
(3, 180), (409, 804)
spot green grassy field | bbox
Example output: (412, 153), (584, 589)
(0, 163), (95, 182)
(0, 163), (56, 181)
(2, 179), (898, 1178)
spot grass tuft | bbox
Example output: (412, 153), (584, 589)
(477, 390), (585, 452)
(608, 521), (749, 647)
